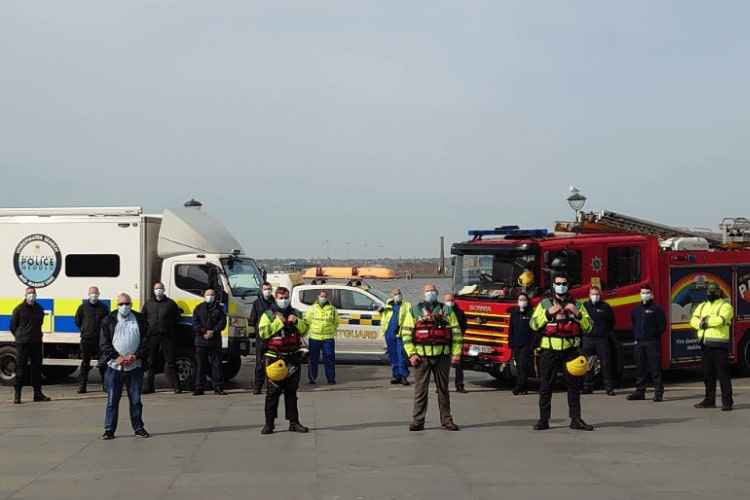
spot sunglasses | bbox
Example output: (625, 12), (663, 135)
(117, 302), (131, 306)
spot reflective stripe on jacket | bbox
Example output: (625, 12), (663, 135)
(530, 298), (592, 351)
(690, 299), (733, 346)
(402, 302), (462, 357)
(304, 303), (340, 341)
(379, 300), (414, 338)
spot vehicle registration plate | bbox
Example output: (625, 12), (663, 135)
(467, 345), (493, 356)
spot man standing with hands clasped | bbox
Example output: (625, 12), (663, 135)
(403, 284), (463, 432)
(192, 289), (227, 396)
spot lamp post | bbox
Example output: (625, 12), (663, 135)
(567, 187), (587, 222)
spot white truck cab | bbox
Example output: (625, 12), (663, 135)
(290, 281), (388, 356)
(0, 206), (262, 386)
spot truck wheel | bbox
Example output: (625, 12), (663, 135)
(489, 364), (513, 385)
(737, 334), (750, 377)
(41, 366), (77, 382)
(175, 355), (195, 390)
(0, 346), (18, 386)
(222, 355), (242, 381)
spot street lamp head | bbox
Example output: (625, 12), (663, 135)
(567, 187), (587, 213)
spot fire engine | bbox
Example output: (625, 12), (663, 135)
(451, 210), (750, 384)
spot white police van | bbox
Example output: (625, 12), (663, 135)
(0, 205), (262, 386)
(290, 281), (388, 357)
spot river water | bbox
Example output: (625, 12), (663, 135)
(370, 277), (453, 303)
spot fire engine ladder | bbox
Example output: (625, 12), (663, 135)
(580, 210), (724, 246)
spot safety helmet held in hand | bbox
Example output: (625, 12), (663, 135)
(565, 355), (589, 377)
(265, 359), (289, 382)
(518, 270), (535, 287)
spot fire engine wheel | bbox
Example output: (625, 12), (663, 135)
(221, 355), (242, 381)
(0, 346), (18, 386)
(489, 365), (513, 385)
(738, 335), (750, 377)
(41, 366), (78, 381)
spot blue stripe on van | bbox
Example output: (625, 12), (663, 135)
(54, 316), (79, 333)
(0, 315), (10, 331)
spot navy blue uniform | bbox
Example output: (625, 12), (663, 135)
(630, 301), (666, 398)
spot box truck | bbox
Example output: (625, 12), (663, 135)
(0, 206), (262, 386)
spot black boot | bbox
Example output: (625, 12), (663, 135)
(13, 387), (21, 404)
(77, 382), (87, 394)
(455, 384), (468, 394)
(570, 418), (594, 431)
(626, 391), (645, 401)
(33, 389), (51, 402)
(694, 399), (716, 409)
(533, 420), (550, 431)
(289, 421), (309, 433)
(261, 422), (274, 435)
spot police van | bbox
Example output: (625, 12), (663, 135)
(290, 281), (388, 357)
(0, 206), (262, 386)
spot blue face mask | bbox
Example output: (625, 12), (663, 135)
(425, 291), (438, 303)
(276, 298), (290, 309)
(205, 295), (215, 304)
(319, 297), (328, 305)
(118, 304), (132, 316)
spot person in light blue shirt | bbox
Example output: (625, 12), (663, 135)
(99, 293), (150, 440)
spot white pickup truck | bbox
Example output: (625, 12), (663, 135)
(289, 282), (388, 357)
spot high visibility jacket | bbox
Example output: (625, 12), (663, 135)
(259, 308), (309, 341)
(530, 297), (592, 351)
(690, 299), (733, 346)
(402, 302), (462, 357)
(304, 303), (340, 341)
(379, 300), (414, 338)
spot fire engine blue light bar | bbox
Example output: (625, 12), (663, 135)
(468, 227), (548, 238)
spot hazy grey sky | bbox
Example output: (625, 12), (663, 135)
(2, 1), (749, 258)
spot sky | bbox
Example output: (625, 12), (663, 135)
(1, 1), (749, 258)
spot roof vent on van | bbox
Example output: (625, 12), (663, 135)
(660, 237), (710, 251)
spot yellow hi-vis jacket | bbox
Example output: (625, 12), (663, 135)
(530, 298), (592, 351)
(402, 302), (462, 358)
(304, 302), (340, 341)
(690, 298), (733, 346)
(379, 299), (414, 338)
(258, 309), (309, 340)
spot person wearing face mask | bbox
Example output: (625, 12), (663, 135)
(582, 286), (616, 396)
(74, 286), (109, 394)
(10, 287), (50, 404)
(380, 288), (413, 385)
(99, 293), (150, 439)
(304, 290), (340, 385)
(251, 282), (275, 394)
(627, 285), (667, 402)
(444, 293), (468, 393)
(258, 287), (310, 435)
(192, 289), (228, 396)
(141, 282), (182, 394)
(530, 274), (593, 431)
(690, 283), (734, 411)
(509, 292), (534, 395)
(402, 284), (463, 431)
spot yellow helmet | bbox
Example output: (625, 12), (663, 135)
(265, 359), (289, 382)
(518, 270), (535, 287)
(565, 355), (588, 377)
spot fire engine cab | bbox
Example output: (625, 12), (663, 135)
(451, 211), (750, 383)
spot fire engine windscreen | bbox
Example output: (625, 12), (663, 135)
(453, 251), (538, 300)
(221, 257), (262, 298)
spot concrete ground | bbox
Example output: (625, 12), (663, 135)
(1, 361), (749, 500)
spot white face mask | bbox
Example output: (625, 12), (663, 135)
(205, 295), (215, 304)
(518, 300), (528, 309)
(640, 292), (652, 303)
(425, 291), (438, 303)
(276, 298), (290, 309)
(445, 301), (454, 308)
(590, 294), (600, 304)
(26, 293), (36, 304)
(89, 294), (99, 303)
(118, 304), (131, 316)
(392, 294), (402, 304)
(554, 284), (569, 295)
(262, 289), (273, 299)
(154, 288), (165, 298)
(319, 297), (328, 305)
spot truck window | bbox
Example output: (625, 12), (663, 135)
(65, 254), (120, 277)
(606, 246), (641, 289)
(300, 289), (319, 306)
(543, 250), (582, 287)
(175, 264), (212, 297)
(339, 290), (377, 311)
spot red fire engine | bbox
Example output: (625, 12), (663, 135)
(451, 211), (750, 383)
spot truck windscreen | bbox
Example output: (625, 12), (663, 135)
(453, 251), (538, 300)
(221, 258), (262, 298)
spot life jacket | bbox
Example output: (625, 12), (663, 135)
(266, 313), (302, 353)
(543, 299), (582, 338)
(414, 306), (452, 346)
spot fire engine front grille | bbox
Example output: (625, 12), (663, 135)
(463, 312), (509, 346)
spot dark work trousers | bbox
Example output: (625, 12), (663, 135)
(512, 343), (534, 391)
(79, 339), (105, 387)
(454, 364), (464, 388)
(144, 335), (178, 391)
(194, 345), (223, 391)
(265, 362), (302, 424)
(253, 338), (267, 391)
(634, 340), (663, 396)
(413, 355), (452, 425)
(538, 347), (583, 422)
(15, 342), (43, 390)
(703, 346), (733, 407)
(582, 337), (613, 391)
